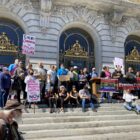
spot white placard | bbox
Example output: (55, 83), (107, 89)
(22, 34), (36, 55)
(27, 79), (40, 102)
(113, 57), (124, 73)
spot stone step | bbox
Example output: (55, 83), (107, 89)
(19, 102), (140, 139)
(22, 110), (135, 118)
(23, 102), (128, 110)
(20, 119), (140, 131)
(20, 114), (139, 124)
(22, 125), (140, 139)
(25, 131), (140, 140)
(23, 106), (129, 113)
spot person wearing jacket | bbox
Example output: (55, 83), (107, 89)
(0, 67), (11, 107)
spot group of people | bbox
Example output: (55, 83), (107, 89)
(0, 60), (98, 113)
(0, 59), (140, 140)
(0, 59), (140, 114)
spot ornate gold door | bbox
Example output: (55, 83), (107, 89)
(59, 28), (95, 70)
(0, 19), (25, 66)
(125, 35), (140, 72)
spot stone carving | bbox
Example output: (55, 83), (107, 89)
(65, 40), (87, 57)
(107, 9), (124, 42)
(0, 32), (17, 55)
(72, 5), (97, 22)
(110, 10), (123, 25)
(18, 0), (33, 10)
(3, 0), (32, 11)
(53, 4), (97, 23)
(40, 0), (53, 32)
(126, 46), (140, 61)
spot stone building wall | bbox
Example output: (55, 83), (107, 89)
(0, 0), (140, 71)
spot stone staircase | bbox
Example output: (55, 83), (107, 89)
(19, 103), (140, 140)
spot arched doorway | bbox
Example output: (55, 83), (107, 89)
(0, 18), (25, 66)
(59, 28), (94, 70)
(125, 35), (140, 72)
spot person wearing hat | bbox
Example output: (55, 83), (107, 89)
(0, 67), (11, 108)
(90, 67), (98, 79)
(0, 99), (24, 140)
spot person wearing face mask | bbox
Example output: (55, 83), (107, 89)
(57, 64), (68, 76)
(0, 99), (24, 140)
(57, 64), (68, 87)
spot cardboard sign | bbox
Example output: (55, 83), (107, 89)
(27, 79), (40, 102)
(22, 34), (36, 55)
(58, 75), (70, 81)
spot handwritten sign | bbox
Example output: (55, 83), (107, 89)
(22, 34), (36, 55)
(27, 79), (40, 102)
(58, 75), (70, 82)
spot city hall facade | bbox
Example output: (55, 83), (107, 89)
(0, 0), (140, 72)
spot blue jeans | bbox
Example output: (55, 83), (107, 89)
(101, 92), (111, 103)
(81, 98), (94, 110)
(124, 102), (140, 112)
(0, 90), (8, 108)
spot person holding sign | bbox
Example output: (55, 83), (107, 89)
(57, 64), (69, 88)
(100, 66), (112, 103)
(24, 70), (36, 107)
(34, 62), (47, 102)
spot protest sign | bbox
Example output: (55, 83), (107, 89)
(27, 79), (40, 102)
(22, 34), (36, 55)
(99, 77), (140, 92)
(58, 75), (70, 81)
(113, 57), (124, 73)
(99, 78), (118, 92)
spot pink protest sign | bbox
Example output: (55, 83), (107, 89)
(27, 79), (40, 102)
(22, 34), (36, 55)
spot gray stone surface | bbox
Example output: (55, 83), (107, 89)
(19, 103), (140, 140)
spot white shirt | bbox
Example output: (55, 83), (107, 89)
(24, 75), (35, 92)
(47, 69), (56, 84)
(123, 93), (137, 102)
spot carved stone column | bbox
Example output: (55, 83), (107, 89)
(40, 0), (52, 32)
